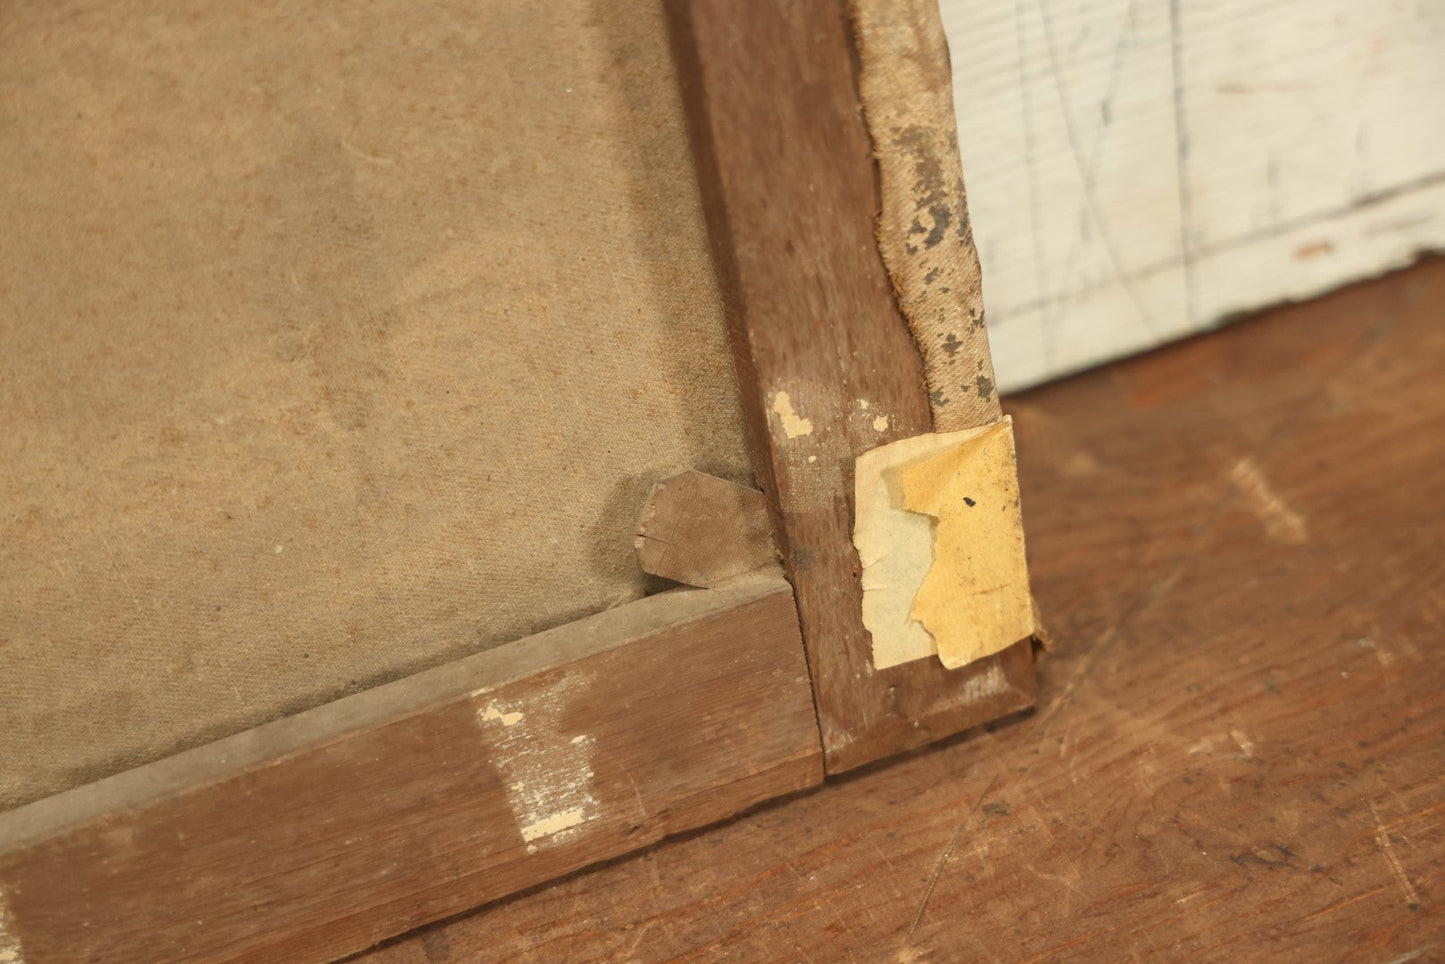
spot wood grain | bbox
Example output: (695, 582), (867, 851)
(634, 471), (778, 588)
(364, 259), (1445, 962)
(0, 576), (821, 963)
(668, 0), (1036, 774)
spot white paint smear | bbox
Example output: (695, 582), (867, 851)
(480, 703), (524, 727)
(770, 391), (814, 438)
(1229, 458), (1309, 544)
(0, 890), (22, 964)
(520, 807), (588, 843)
(474, 679), (597, 848)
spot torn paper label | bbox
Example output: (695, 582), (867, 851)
(853, 418), (1033, 670)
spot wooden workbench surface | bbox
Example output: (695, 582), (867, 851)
(363, 260), (1445, 962)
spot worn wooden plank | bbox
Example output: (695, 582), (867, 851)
(667, 0), (1036, 773)
(0, 575), (821, 963)
(940, 0), (1445, 391)
(362, 260), (1445, 963)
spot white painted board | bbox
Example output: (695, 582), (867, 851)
(940, 0), (1445, 391)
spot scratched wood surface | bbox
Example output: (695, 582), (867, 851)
(0, 576), (821, 963)
(669, 0), (1036, 774)
(364, 259), (1445, 962)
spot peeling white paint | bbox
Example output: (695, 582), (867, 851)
(1230, 728), (1256, 759)
(480, 703), (524, 727)
(473, 677), (598, 848)
(521, 807), (588, 842)
(872, 415), (890, 432)
(770, 391), (814, 438)
(0, 890), (22, 964)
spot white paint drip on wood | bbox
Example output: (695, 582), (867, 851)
(0, 890), (22, 964)
(474, 675), (598, 849)
(940, 0), (1445, 391)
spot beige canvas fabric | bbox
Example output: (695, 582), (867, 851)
(0, 0), (751, 809)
